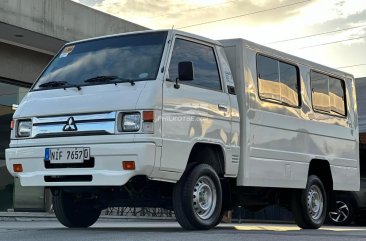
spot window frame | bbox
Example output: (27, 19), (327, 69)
(310, 70), (347, 118)
(256, 53), (302, 108)
(167, 36), (224, 92)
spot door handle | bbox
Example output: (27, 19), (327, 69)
(218, 104), (228, 112)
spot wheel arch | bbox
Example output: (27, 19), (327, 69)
(186, 142), (226, 177)
(308, 159), (333, 191)
(308, 159), (334, 210)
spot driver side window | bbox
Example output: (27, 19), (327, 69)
(169, 38), (222, 91)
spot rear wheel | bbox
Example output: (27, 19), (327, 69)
(292, 175), (327, 229)
(53, 191), (101, 228)
(328, 199), (354, 226)
(173, 163), (222, 230)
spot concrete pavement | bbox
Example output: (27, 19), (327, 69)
(1, 220), (366, 241)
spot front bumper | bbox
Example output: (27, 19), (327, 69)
(6, 142), (156, 187)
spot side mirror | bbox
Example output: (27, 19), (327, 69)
(178, 61), (194, 81)
(174, 61), (193, 89)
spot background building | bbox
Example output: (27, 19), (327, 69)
(0, 0), (146, 211)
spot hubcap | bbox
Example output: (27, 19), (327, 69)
(329, 201), (350, 223)
(192, 176), (217, 220)
(307, 185), (324, 221)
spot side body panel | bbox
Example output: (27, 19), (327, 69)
(221, 39), (359, 191)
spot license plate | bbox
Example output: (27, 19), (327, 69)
(45, 147), (90, 164)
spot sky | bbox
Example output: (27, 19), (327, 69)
(73, 0), (366, 78)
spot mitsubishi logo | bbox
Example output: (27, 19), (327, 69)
(63, 117), (77, 131)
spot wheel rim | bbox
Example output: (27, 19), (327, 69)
(329, 201), (350, 223)
(192, 176), (217, 220)
(307, 185), (324, 221)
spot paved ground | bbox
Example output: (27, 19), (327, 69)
(1, 220), (366, 241)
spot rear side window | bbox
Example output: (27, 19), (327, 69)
(257, 54), (300, 107)
(311, 71), (346, 116)
(329, 77), (346, 116)
(257, 55), (280, 100)
(169, 39), (222, 91)
(311, 72), (330, 112)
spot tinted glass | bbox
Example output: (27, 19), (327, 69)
(0, 81), (29, 170)
(257, 55), (280, 101)
(0, 105), (15, 210)
(0, 81), (29, 211)
(0, 82), (28, 107)
(169, 39), (221, 91)
(329, 77), (346, 116)
(33, 32), (168, 90)
(311, 72), (330, 112)
(360, 141), (366, 177)
(279, 62), (299, 106)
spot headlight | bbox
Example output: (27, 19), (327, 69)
(17, 120), (32, 137)
(122, 113), (141, 132)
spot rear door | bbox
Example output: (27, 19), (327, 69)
(160, 36), (231, 173)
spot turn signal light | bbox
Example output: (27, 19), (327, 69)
(122, 161), (135, 170)
(143, 111), (154, 122)
(10, 120), (14, 130)
(13, 164), (23, 173)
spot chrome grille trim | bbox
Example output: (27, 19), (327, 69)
(33, 112), (116, 124)
(31, 112), (116, 138)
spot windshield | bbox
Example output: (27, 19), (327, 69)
(32, 31), (168, 91)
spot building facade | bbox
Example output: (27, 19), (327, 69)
(0, 0), (146, 211)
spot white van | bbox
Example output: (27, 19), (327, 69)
(6, 30), (359, 230)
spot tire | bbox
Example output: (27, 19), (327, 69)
(292, 175), (327, 229)
(53, 191), (101, 228)
(173, 163), (223, 230)
(327, 199), (355, 226)
(215, 208), (225, 226)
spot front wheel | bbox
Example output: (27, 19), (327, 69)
(292, 175), (327, 229)
(173, 164), (223, 230)
(53, 191), (101, 228)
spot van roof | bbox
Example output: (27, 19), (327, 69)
(219, 38), (353, 79)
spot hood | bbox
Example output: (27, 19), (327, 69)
(14, 82), (148, 118)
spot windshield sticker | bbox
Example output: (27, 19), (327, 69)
(59, 45), (75, 58)
(139, 73), (149, 79)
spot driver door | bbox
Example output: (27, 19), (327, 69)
(160, 36), (231, 173)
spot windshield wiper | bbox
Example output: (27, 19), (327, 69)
(39, 81), (68, 88)
(38, 81), (82, 91)
(84, 75), (135, 86)
(64, 84), (82, 91)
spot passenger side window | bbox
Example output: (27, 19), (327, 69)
(311, 72), (330, 113)
(311, 71), (346, 116)
(169, 39), (222, 91)
(279, 62), (299, 106)
(329, 77), (346, 116)
(257, 55), (280, 101)
(257, 54), (300, 107)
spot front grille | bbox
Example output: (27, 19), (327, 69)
(31, 112), (116, 138)
(44, 157), (95, 169)
(44, 175), (93, 182)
